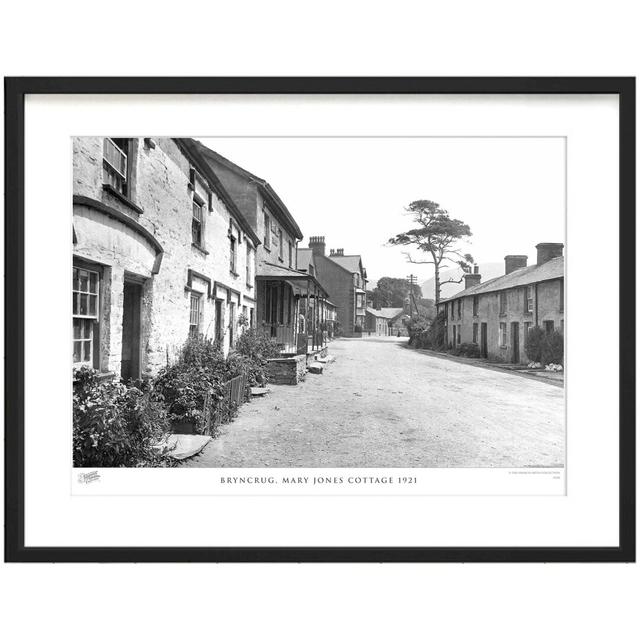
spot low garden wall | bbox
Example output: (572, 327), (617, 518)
(266, 354), (307, 385)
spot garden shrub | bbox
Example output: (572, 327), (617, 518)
(73, 367), (171, 467)
(154, 334), (229, 429)
(453, 342), (481, 358)
(234, 328), (280, 360)
(410, 310), (447, 350)
(525, 327), (563, 365)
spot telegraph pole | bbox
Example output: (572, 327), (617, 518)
(406, 274), (419, 318)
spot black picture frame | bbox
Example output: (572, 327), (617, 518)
(4, 77), (635, 563)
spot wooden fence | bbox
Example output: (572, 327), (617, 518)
(200, 373), (249, 435)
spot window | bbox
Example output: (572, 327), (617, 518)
(457, 325), (461, 344)
(189, 293), (201, 335)
(450, 302), (455, 319)
(472, 323), (478, 344)
(249, 308), (255, 328)
(263, 211), (271, 249)
(526, 285), (534, 313)
(103, 138), (128, 195)
(544, 320), (554, 334)
(559, 280), (564, 312)
(457, 299), (462, 319)
(288, 240), (293, 268)
(499, 291), (507, 315)
(246, 245), (252, 284)
(192, 199), (204, 246)
(452, 325), (457, 345)
(473, 295), (479, 316)
(230, 234), (237, 273)
(278, 228), (284, 260)
(524, 321), (532, 345)
(499, 322), (507, 347)
(73, 266), (100, 366)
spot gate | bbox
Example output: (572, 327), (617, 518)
(200, 373), (249, 435)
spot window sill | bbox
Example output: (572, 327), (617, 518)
(499, 345), (508, 350)
(102, 184), (144, 216)
(277, 257), (284, 263)
(246, 283), (254, 289)
(499, 313), (507, 317)
(192, 243), (209, 255)
(230, 271), (240, 278)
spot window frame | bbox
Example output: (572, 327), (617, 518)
(526, 285), (534, 313)
(102, 137), (129, 196)
(192, 195), (205, 248)
(73, 264), (101, 369)
(263, 210), (271, 249)
(189, 292), (202, 336)
(229, 233), (237, 274)
(499, 321), (507, 347)
(499, 290), (507, 315)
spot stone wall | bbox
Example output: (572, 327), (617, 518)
(266, 354), (307, 385)
(73, 137), (257, 378)
(442, 278), (564, 363)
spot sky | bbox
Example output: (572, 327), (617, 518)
(198, 137), (566, 285)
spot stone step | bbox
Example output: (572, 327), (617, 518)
(251, 387), (271, 397)
(307, 362), (324, 374)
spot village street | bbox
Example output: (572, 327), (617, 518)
(184, 337), (565, 468)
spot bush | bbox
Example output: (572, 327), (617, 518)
(410, 310), (447, 350)
(525, 327), (563, 365)
(453, 342), (481, 358)
(154, 334), (229, 428)
(73, 367), (171, 467)
(234, 328), (280, 360)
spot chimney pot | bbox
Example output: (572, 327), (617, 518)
(464, 273), (482, 289)
(536, 243), (564, 266)
(504, 255), (528, 275)
(309, 235), (326, 257)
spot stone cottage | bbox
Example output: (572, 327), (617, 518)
(436, 243), (564, 363)
(365, 307), (407, 337)
(72, 137), (260, 379)
(194, 144), (329, 355)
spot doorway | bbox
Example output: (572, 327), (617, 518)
(215, 299), (223, 344)
(121, 280), (143, 380)
(480, 322), (488, 358)
(510, 322), (520, 364)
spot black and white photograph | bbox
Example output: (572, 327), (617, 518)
(6, 76), (632, 564)
(72, 135), (565, 471)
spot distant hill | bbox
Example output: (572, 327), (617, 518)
(421, 262), (504, 300)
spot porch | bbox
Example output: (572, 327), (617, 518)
(256, 262), (331, 356)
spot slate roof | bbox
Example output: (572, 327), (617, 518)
(440, 256), (564, 303)
(256, 261), (329, 297)
(194, 141), (303, 239)
(327, 254), (363, 274)
(366, 307), (405, 320)
(296, 247), (314, 273)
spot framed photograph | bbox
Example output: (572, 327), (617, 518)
(4, 77), (635, 562)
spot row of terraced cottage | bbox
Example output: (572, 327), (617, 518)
(436, 243), (565, 364)
(73, 138), (369, 384)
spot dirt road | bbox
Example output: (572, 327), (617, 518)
(183, 337), (565, 468)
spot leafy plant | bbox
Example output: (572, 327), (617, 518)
(73, 367), (171, 468)
(525, 327), (564, 365)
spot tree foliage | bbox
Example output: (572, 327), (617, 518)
(368, 276), (423, 309)
(389, 200), (474, 303)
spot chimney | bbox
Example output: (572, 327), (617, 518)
(329, 248), (335, 256)
(536, 243), (564, 266)
(336, 248), (344, 256)
(309, 235), (326, 257)
(504, 255), (528, 275)
(464, 266), (482, 289)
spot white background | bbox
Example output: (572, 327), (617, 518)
(26, 94), (611, 548)
(1, 2), (638, 639)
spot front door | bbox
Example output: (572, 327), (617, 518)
(511, 322), (520, 364)
(121, 280), (142, 380)
(215, 299), (223, 344)
(480, 322), (488, 358)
